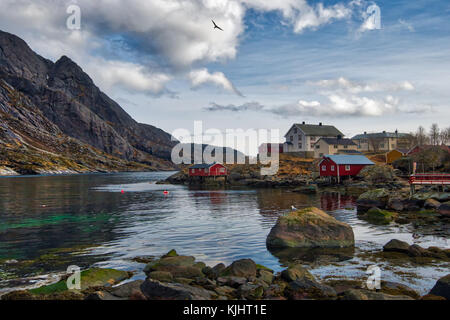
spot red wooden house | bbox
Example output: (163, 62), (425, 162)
(189, 163), (228, 177)
(319, 155), (374, 181)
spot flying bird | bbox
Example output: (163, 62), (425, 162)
(212, 20), (224, 31)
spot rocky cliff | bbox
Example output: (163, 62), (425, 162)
(0, 30), (177, 174)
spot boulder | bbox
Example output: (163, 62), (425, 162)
(266, 207), (354, 249)
(109, 280), (144, 298)
(357, 165), (395, 184)
(383, 239), (411, 254)
(286, 278), (337, 300)
(281, 265), (315, 283)
(356, 188), (390, 212)
(225, 259), (257, 278)
(402, 199), (422, 212)
(149, 271), (174, 282)
(388, 198), (404, 211)
(140, 279), (213, 300)
(258, 270), (274, 285)
(216, 276), (247, 288)
(429, 274), (450, 299)
(238, 283), (264, 300)
(424, 198), (441, 210)
(438, 202), (450, 217)
(381, 281), (419, 299)
(365, 207), (397, 225)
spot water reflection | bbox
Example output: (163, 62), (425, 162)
(0, 172), (448, 295)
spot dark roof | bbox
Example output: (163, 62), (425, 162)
(286, 124), (343, 137)
(324, 155), (374, 165)
(337, 150), (362, 155)
(352, 132), (411, 139)
(320, 138), (356, 146)
(190, 163), (220, 169)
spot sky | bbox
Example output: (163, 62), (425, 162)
(0, 0), (449, 156)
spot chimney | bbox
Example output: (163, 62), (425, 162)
(364, 131), (367, 135)
(383, 130), (386, 134)
(302, 121), (306, 125)
(319, 122), (323, 126)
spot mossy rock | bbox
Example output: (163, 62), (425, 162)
(365, 207), (397, 225)
(162, 249), (178, 258)
(256, 264), (274, 273)
(29, 268), (131, 295)
(149, 271), (173, 282)
(267, 207), (354, 248)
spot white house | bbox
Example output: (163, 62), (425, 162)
(284, 122), (344, 153)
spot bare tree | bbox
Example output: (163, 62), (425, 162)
(439, 127), (450, 145)
(429, 123), (440, 146)
(415, 126), (428, 146)
(368, 137), (385, 153)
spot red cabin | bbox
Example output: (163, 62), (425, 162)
(189, 163), (228, 177)
(319, 155), (374, 178)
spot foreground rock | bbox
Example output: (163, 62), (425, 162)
(2, 249), (429, 301)
(266, 207), (354, 249)
(383, 239), (450, 260)
(429, 274), (450, 300)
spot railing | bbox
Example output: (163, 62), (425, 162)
(409, 173), (450, 185)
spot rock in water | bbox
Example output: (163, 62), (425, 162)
(429, 274), (450, 300)
(266, 207), (354, 249)
(365, 207), (397, 225)
(438, 202), (450, 217)
(383, 239), (411, 254)
(356, 188), (390, 212)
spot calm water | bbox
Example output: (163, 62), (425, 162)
(0, 172), (448, 295)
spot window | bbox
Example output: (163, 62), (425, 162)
(345, 165), (351, 171)
(310, 136), (316, 141)
(310, 143), (315, 148)
(290, 136), (293, 142)
(334, 145), (338, 148)
(331, 166), (335, 171)
(344, 145), (348, 149)
(219, 168), (225, 173)
(298, 143), (302, 149)
(322, 165), (326, 171)
(315, 144), (320, 149)
(294, 128), (298, 134)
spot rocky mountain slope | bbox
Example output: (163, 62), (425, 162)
(0, 30), (177, 174)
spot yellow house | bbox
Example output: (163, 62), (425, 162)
(314, 138), (359, 158)
(386, 148), (408, 164)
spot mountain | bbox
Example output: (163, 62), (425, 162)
(0, 30), (177, 175)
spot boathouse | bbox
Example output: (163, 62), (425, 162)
(189, 163), (228, 177)
(319, 155), (374, 182)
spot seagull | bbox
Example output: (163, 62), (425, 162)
(291, 205), (297, 211)
(212, 20), (224, 31)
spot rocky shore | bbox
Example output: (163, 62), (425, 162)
(2, 248), (448, 301)
(2, 207), (448, 301)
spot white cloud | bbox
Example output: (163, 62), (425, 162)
(0, 0), (362, 97)
(313, 77), (415, 94)
(189, 68), (243, 96)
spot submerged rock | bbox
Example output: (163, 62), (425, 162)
(365, 207), (398, 225)
(266, 207), (354, 249)
(356, 188), (390, 212)
(429, 274), (450, 300)
(383, 239), (410, 254)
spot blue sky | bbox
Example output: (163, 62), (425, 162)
(0, 0), (449, 155)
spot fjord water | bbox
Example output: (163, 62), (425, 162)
(0, 172), (448, 294)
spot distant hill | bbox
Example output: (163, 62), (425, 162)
(0, 30), (177, 174)
(175, 143), (247, 165)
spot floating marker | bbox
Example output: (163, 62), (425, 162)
(121, 190), (125, 194)
(163, 190), (169, 195)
